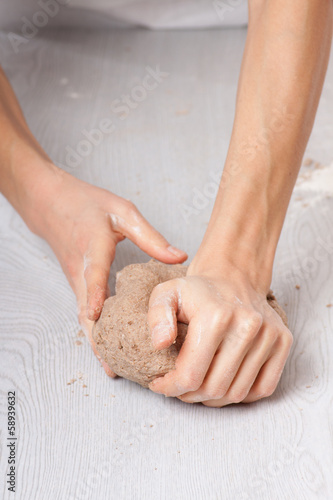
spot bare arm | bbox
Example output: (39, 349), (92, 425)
(192, 0), (333, 291)
(0, 66), (55, 227)
(0, 65), (187, 375)
(148, 0), (333, 406)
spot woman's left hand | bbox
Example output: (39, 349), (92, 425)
(147, 262), (293, 407)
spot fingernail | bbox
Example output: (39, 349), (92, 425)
(167, 245), (187, 258)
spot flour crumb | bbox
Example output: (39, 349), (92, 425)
(303, 158), (313, 167)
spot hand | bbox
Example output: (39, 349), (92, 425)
(147, 263), (292, 407)
(28, 165), (187, 376)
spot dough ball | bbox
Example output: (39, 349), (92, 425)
(93, 260), (287, 388)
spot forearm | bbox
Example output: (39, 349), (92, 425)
(192, 0), (333, 292)
(0, 65), (61, 233)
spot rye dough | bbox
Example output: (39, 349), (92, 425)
(93, 260), (288, 388)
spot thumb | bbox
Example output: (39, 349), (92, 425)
(148, 279), (185, 350)
(83, 238), (115, 321)
(109, 203), (187, 264)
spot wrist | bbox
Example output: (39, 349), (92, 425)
(188, 176), (281, 293)
(3, 144), (65, 237)
(24, 161), (66, 238)
(188, 245), (273, 294)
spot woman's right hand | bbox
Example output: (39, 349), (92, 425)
(24, 163), (187, 375)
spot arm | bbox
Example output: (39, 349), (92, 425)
(0, 65), (187, 375)
(148, 0), (333, 406)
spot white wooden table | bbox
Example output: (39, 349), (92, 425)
(0, 27), (332, 500)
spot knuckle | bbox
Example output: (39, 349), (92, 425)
(149, 283), (167, 305)
(178, 371), (202, 392)
(254, 379), (278, 399)
(123, 199), (138, 216)
(240, 312), (263, 340)
(202, 400), (221, 408)
(247, 311), (263, 332)
(259, 383), (277, 399)
(205, 386), (227, 400)
(153, 282), (166, 294)
(206, 307), (230, 332)
(227, 387), (249, 403)
(283, 329), (294, 350)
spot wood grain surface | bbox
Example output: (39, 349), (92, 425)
(0, 26), (332, 500)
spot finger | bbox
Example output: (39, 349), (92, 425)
(178, 312), (264, 404)
(241, 356), (284, 404)
(108, 203), (187, 264)
(242, 331), (293, 403)
(84, 237), (116, 321)
(192, 327), (274, 406)
(73, 270), (117, 378)
(148, 281), (180, 350)
(223, 327), (278, 404)
(149, 310), (232, 398)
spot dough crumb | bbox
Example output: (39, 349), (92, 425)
(303, 158), (313, 167)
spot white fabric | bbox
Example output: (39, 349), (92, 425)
(0, 0), (248, 31)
